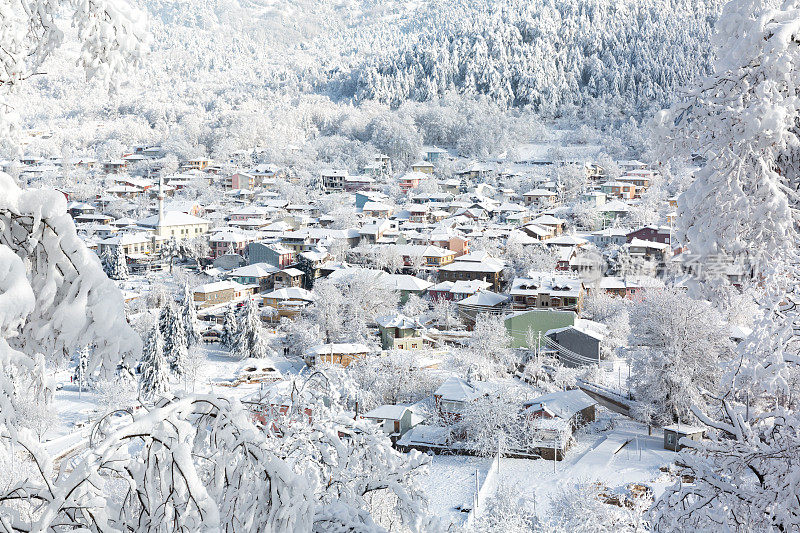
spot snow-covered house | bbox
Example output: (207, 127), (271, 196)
(360, 405), (423, 442)
(262, 287), (315, 321)
(193, 280), (247, 308)
(455, 290), (508, 324)
(545, 321), (608, 367)
(523, 389), (597, 427)
(509, 274), (584, 313)
(377, 313), (426, 350)
(433, 377), (487, 421)
(437, 252), (505, 291)
(305, 343), (371, 367)
(224, 263), (279, 292)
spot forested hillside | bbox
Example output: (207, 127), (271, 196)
(334, 0), (724, 119)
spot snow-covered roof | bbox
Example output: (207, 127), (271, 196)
(428, 281), (455, 292)
(628, 238), (670, 250)
(531, 214), (566, 226)
(138, 211), (210, 228)
(382, 274), (433, 292)
(262, 287), (314, 301)
(434, 376), (486, 402)
(457, 290), (508, 307)
(193, 280), (245, 294)
(99, 232), (151, 245)
(305, 343), (370, 356)
(397, 425), (450, 447)
(226, 263), (278, 278)
(601, 200), (631, 213)
(524, 188), (557, 196)
(524, 389), (597, 419)
(662, 424), (706, 434)
(511, 273), (582, 297)
(377, 314), (422, 330)
(362, 404), (411, 420)
(545, 235), (589, 247)
(450, 280), (491, 294)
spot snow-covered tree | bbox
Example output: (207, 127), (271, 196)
(181, 282), (202, 348)
(261, 372), (435, 531)
(0, 394), (313, 531)
(102, 245), (129, 280)
(467, 313), (515, 376)
(159, 300), (188, 375)
(503, 239), (558, 278)
(139, 325), (169, 400)
(547, 481), (650, 531)
(430, 297), (462, 330)
(281, 316), (323, 358)
(233, 298), (270, 359)
(455, 385), (534, 456)
(0, 0), (147, 141)
(309, 270), (399, 345)
(628, 287), (732, 425)
(308, 278), (345, 343)
(221, 305), (238, 350)
(343, 351), (440, 410)
(0, 176), (141, 437)
(74, 345), (91, 397)
(651, 2), (800, 529)
(583, 290), (631, 350)
(470, 483), (539, 533)
(402, 293), (428, 317)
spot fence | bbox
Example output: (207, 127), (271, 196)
(464, 454), (500, 528)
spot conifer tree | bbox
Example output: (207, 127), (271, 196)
(181, 282), (202, 348)
(74, 345), (91, 397)
(139, 326), (169, 400)
(159, 300), (188, 376)
(102, 245), (128, 280)
(233, 298), (269, 360)
(221, 305), (238, 350)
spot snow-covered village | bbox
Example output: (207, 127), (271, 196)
(1, 0), (799, 531)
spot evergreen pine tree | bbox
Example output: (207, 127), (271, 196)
(101, 249), (117, 279)
(139, 325), (169, 400)
(181, 282), (201, 348)
(102, 246), (129, 280)
(221, 305), (238, 350)
(233, 298), (269, 360)
(113, 245), (129, 280)
(159, 300), (188, 376)
(74, 345), (91, 397)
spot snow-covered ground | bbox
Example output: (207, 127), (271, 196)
(419, 454), (492, 528)
(44, 344), (304, 456)
(474, 413), (676, 520)
(44, 344), (676, 528)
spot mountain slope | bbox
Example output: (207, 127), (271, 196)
(329, 0), (724, 119)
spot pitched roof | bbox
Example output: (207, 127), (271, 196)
(457, 290), (508, 307)
(434, 376), (485, 402)
(138, 211), (210, 228)
(524, 389), (597, 419)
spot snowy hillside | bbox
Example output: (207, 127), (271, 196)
(333, 0), (725, 119)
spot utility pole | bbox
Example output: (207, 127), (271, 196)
(475, 468), (479, 509)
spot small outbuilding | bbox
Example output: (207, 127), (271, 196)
(663, 424), (706, 451)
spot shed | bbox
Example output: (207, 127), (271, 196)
(663, 424), (706, 451)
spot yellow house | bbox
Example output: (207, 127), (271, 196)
(262, 287), (315, 321)
(411, 161), (434, 174)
